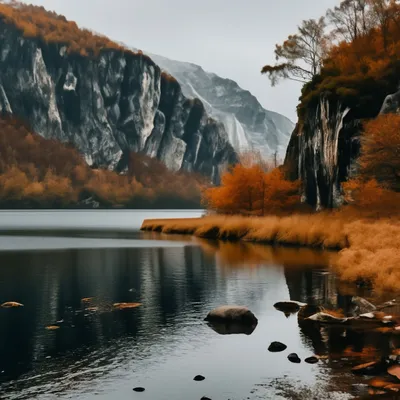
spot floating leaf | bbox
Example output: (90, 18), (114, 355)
(388, 365), (400, 380)
(113, 302), (142, 310)
(1, 302), (24, 308)
(46, 326), (60, 331)
(368, 378), (395, 389)
(385, 383), (400, 392)
(81, 297), (93, 303)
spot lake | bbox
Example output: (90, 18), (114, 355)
(0, 210), (393, 399)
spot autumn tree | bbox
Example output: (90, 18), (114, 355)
(367, 0), (400, 51)
(261, 17), (328, 85)
(326, 0), (371, 42)
(359, 114), (400, 191)
(203, 163), (300, 216)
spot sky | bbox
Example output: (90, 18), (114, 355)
(21, 0), (338, 122)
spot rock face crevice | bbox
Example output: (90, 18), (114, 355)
(0, 21), (237, 182)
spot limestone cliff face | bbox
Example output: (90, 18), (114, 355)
(285, 88), (398, 209)
(285, 97), (361, 209)
(0, 21), (237, 182)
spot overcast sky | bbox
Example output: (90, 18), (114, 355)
(22, 0), (338, 122)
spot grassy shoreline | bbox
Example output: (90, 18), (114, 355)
(141, 215), (400, 293)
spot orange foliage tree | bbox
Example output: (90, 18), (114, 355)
(359, 114), (400, 191)
(341, 113), (400, 216)
(203, 163), (301, 216)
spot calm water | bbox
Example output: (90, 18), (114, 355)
(0, 211), (393, 399)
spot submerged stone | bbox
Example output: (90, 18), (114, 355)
(194, 375), (205, 381)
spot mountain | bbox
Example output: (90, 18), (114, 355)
(148, 53), (295, 160)
(0, 3), (237, 184)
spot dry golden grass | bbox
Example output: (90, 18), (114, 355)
(141, 214), (348, 249)
(141, 213), (400, 293)
(336, 219), (400, 293)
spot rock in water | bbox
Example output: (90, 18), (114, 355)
(268, 342), (287, 352)
(305, 356), (319, 364)
(351, 296), (377, 315)
(306, 312), (348, 324)
(204, 306), (258, 325)
(298, 305), (324, 320)
(274, 301), (303, 314)
(194, 375), (205, 381)
(287, 353), (301, 363)
(133, 387), (145, 392)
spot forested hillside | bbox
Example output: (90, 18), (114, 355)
(0, 117), (205, 208)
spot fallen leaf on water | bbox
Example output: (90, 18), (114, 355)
(1, 302), (24, 308)
(81, 298), (93, 303)
(368, 378), (395, 389)
(385, 383), (400, 392)
(46, 326), (60, 331)
(113, 302), (142, 310)
(388, 365), (400, 380)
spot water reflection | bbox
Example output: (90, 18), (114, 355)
(0, 234), (393, 400)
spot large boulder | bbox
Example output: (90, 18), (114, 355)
(204, 306), (258, 326)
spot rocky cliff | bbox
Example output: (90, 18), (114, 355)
(285, 89), (397, 209)
(149, 53), (294, 161)
(0, 19), (237, 183)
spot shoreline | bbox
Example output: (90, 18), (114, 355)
(141, 214), (400, 294)
(141, 215), (348, 250)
